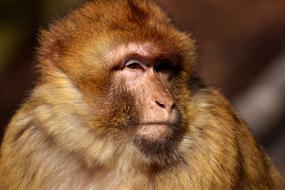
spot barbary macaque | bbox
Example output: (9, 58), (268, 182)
(0, 0), (284, 189)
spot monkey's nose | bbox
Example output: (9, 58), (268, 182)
(155, 100), (175, 112)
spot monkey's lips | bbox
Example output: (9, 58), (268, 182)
(136, 122), (173, 140)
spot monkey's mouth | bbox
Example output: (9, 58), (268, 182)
(136, 122), (174, 141)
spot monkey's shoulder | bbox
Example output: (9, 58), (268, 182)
(182, 87), (285, 189)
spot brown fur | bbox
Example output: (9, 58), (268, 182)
(0, 0), (284, 189)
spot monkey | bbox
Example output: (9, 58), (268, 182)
(0, 0), (284, 189)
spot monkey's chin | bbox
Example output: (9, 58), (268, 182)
(136, 124), (172, 141)
(133, 124), (180, 166)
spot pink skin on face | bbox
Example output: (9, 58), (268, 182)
(106, 42), (178, 140)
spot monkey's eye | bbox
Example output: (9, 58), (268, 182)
(125, 59), (145, 70)
(155, 60), (173, 73)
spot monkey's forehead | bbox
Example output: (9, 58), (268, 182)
(104, 42), (160, 63)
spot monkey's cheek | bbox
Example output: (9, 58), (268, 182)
(136, 124), (171, 141)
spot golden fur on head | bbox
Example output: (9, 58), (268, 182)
(39, 0), (194, 73)
(0, 0), (284, 190)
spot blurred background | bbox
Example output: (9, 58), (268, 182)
(0, 0), (284, 176)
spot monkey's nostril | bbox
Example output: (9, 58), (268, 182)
(155, 101), (166, 108)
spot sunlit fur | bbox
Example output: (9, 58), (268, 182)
(0, 0), (284, 189)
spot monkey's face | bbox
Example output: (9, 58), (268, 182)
(111, 43), (182, 140)
(101, 42), (186, 162)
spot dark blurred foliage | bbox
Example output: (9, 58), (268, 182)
(0, 0), (284, 176)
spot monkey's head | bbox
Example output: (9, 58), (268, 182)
(38, 0), (195, 165)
